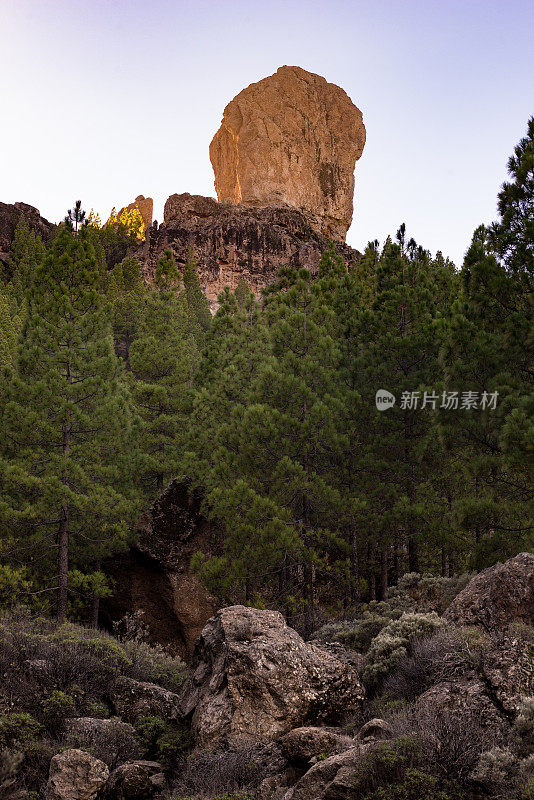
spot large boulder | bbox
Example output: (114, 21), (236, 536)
(103, 480), (219, 658)
(444, 552), (534, 631)
(479, 632), (534, 716)
(110, 677), (182, 723)
(179, 605), (365, 747)
(209, 66), (366, 241)
(45, 749), (109, 800)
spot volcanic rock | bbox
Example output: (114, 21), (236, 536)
(179, 605), (365, 747)
(444, 552), (534, 631)
(0, 200), (54, 270)
(103, 480), (219, 659)
(209, 66), (366, 240)
(118, 195), (153, 230)
(140, 193), (360, 310)
(45, 749), (109, 800)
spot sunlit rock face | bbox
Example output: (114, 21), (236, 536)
(209, 65), (366, 241)
(118, 195), (153, 230)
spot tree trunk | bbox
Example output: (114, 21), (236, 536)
(408, 536), (420, 573)
(350, 527), (361, 606)
(380, 548), (388, 600)
(393, 536), (402, 584)
(368, 540), (376, 601)
(57, 506), (69, 624)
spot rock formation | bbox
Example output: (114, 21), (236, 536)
(444, 552), (534, 630)
(102, 481), (219, 659)
(209, 66), (366, 241)
(118, 195), (153, 230)
(140, 193), (360, 310)
(179, 605), (365, 747)
(0, 201), (54, 270)
(45, 749), (109, 800)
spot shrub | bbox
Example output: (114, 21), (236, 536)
(40, 691), (76, 732)
(65, 718), (141, 769)
(0, 714), (41, 749)
(382, 627), (489, 702)
(172, 747), (271, 796)
(470, 747), (519, 796)
(363, 613), (445, 690)
(514, 697), (534, 758)
(113, 612), (187, 691)
(135, 715), (192, 765)
(360, 768), (456, 800)
(314, 602), (402, 654)
(386, 573), (471, 615)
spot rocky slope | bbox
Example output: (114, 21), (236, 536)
(0, 201), (54, 270)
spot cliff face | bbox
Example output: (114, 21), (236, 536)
(209, 66), (366, 241)
(0, 201), (54, 270)
(139, 193), (361, 309)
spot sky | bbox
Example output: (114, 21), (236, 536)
(1, 0), (533, 266)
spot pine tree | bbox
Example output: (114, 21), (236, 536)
(8, 217), (45, 303)
(129, 249), (196, 495)
(183, 250), (212, 344)
(441, 119), (533, 564)
(0, 223), (138, 622)
(65, 200), (86, 235)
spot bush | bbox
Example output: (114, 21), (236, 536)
(363, 613), (445, 690)
(114, 612), (187, 691)
(135, 715), (192, 765)
(40, 691), (76, 732)
(470, 747), (518, 796)
(514, 697), (534, 758)
(65, 718), (141, 769)
(360, 768), (456, 800)
(172, 747), (271, 797)
(386, 573), (471, 615)
(382, 627), (489, 701)
(0, 714), (42, 748)
(314, 602), (402, 654)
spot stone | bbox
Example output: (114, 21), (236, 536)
(110, 677), (182, 723)
(179, 605), (365, 747)
(281, 744), (373, 800)
(280, 726), (355, 766)
(45, 749), (109, 800)
(412, 678), (510, 743)
(99, 761), (166, 800)
(0, 200), (54, 269)
(118, 195), (153, 230)
(209, 66), (366, 240)
(103, 480), (219, 658)
(444, 552), (534, 631)
(479, 632), (534, 716)
(357, 718), (393, 742)
(139, 193), (360, 310)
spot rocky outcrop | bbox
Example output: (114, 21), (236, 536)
(209, 66), (366, 241)
(103, 481), (219, 658)
(444, 552), (534, 630)
(118, 195), (153, 230)
(45, 749), (109, 800)
(0, 201), (54, 269)
(110, 677), (182, 723)
(179, 605), (365, 747)
(140, 193), (360, 309)
(357, 717), (393, 742)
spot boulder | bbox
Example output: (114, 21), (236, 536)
(357, 717), (393, 742)
(281, 744), (372, 800)
(280, 726), (355, 766)
(479, 632), (534, 716)
(444, 552), (534, 631)
(412, 678), (510, 743)
(179, 605), (365, 747)
(110, 677), (182, 723)
(45, 749), (109, 800)
(209, 65), (366, 240)
(103, 480), (219, 658)
(99, 761), (166, 800)
(140, 194), (360, 311)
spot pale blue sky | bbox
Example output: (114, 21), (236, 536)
(1, 0), (532, 265)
